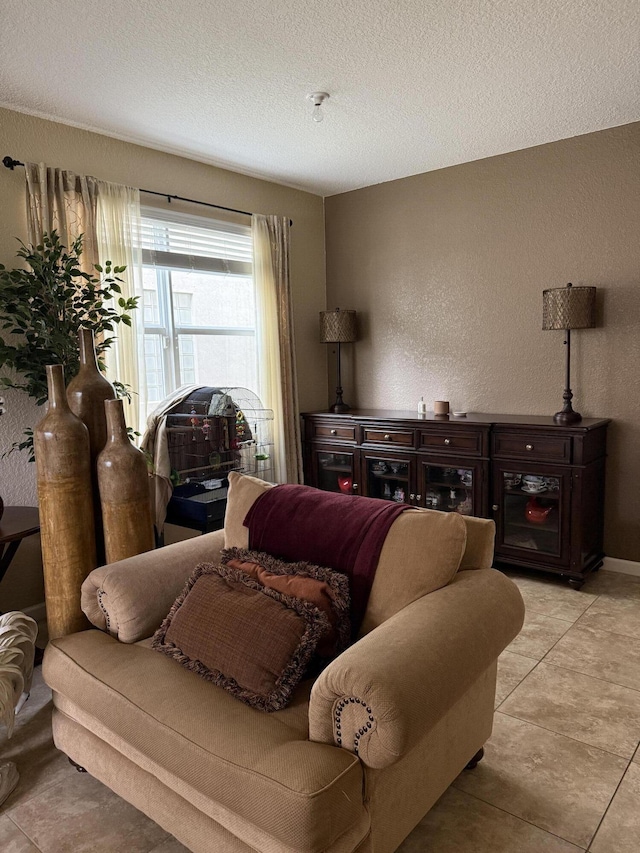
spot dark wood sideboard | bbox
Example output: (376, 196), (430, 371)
(301, 410), (610, 588)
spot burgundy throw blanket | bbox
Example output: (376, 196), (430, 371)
(244, 485), (407, 632)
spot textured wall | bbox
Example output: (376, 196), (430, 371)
(0, 107), (327, 610)
(325, 122), (640, 561)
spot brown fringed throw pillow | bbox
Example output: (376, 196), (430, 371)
(221, 547), (351, 659)
(152, 562), (330, 712)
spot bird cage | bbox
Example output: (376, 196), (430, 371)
(164, 387), (274, 534)
(223, 386), (275, 482)
(165, 386), (274, 486)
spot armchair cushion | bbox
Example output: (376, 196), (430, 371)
(44, 631), (367, 852)
(153, 562), (330, 712)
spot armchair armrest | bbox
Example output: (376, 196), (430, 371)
(308, 569), (524, 769)
(81, 529), (226, 643)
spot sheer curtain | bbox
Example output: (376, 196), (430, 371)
(24, 162), (99, 272)
(252, 214), (303, 484)
(96, 182), (145, 433)
(24, 162), (145, 433)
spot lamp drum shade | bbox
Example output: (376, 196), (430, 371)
(542, 284), (596, 331)
(320, 309), (357, 343)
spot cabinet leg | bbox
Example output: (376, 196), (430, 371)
(465, 747), (484, 770)
(568, 578), (584, 591)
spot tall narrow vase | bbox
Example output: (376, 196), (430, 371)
(98, 399), (155, 564)
(35, 365), (96, 640)
(67, 328), (116, 565)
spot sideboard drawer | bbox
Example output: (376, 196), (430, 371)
(419, 429), (482, 456)
(493, 432), (572, 463)
(313, 423), (356, 442)
(363, 428), (414, 447)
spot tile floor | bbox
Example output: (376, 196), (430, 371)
(1, 568), (640, 852)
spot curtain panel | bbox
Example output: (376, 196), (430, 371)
(25, 162), (99, 273)
(24, 163), (145, 432)
(95, 182), (145, 433)
(252, 214), (303, 484)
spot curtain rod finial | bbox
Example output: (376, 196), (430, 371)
(3, 156), (24, 170)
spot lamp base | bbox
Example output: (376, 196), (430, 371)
(329, 384), (350, 414)
(553, 387), (582, 425)
(553, 409), (582, 425)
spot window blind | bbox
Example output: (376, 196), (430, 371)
(140, 208), (252, 275)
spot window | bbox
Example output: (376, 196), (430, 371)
(140, 208), (257, 415)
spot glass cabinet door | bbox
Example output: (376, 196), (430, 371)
(363, 454), (412, 503)
(314, 448), (357, 495)
(420, 463), (476, 515)
(498, 470), (562, 556)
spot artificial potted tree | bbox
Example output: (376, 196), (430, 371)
(0, 231), (138, 459)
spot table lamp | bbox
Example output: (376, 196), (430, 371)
(320, 308), (357, 413)
(542, 283), (596, 424)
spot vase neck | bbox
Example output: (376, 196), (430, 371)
(46, 365), (70, 411)
(78, 328), (99, 372)
(104, 399), (128, 442)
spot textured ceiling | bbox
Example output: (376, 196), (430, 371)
(1, 0), (639, 195)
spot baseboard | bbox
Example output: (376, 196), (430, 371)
(602, 557), (640, 579)
(22, 601), (46, 623)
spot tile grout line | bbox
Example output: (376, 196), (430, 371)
(514, 576), (603, 622)
(451, 785), (588, 850)
(574, 624), (640, 643)
(505, 579), (640, 853)
(584, 750), (637, 852)
(497, 588), (603, 711)
(536, 656), (640, 693)
(495, 709), (636, 762)
(523, 605), (591, 623)
(538, 659), (640, 696)
(500, 587), (640, 754)
(495, 657), (543, 711)
(503, 648), (541, 662)
(1, 757), (67, 816)
(532, 578), (640, 689)
(6, 812), (44, 852)
(535, 591), (603, 665)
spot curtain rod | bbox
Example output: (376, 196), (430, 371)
(2, 156), (292, 226)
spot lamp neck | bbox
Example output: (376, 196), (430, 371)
(554, 327), (582, 424)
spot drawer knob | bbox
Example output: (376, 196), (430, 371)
(384, 434), (391, 440)
(410, 493), (415, 501)
(416, 494), (422, 502)
(330, 429), (337, 435)
(492, 504), (499, 512)
(526, 444), (533, 451)
(444, 438), (451, 445)
(352, 483), (358, 491)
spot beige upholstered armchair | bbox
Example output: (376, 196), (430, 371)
(44, 473), (524, 853)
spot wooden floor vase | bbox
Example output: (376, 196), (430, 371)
(98, 398), (155, 564)
(35, 365), (96, 640)
(67, 328), (116, 564)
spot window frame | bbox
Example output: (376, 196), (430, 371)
(140, 207), (256, 408)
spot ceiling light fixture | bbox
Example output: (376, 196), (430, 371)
(307, 92), (329, 123)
